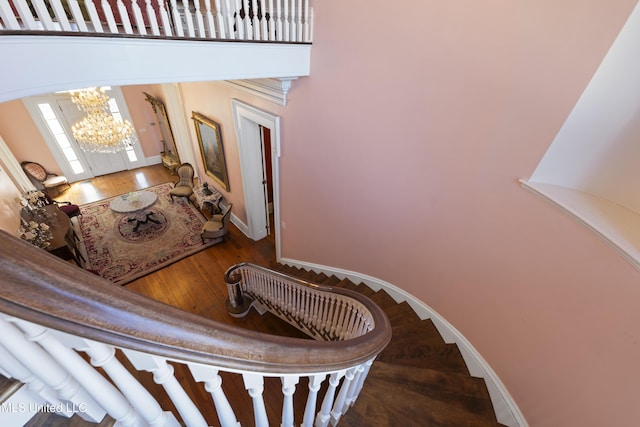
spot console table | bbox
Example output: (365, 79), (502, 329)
(192, 184), (222, 214)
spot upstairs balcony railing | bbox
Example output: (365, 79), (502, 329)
(0, 0), (313, 42)
(0, 231), (390, 426)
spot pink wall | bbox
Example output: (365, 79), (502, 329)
(177, 81), (285, 226)
(0, 99), (60, 175)
(122, 85), (165, 158)
(278, 0), (640, 425)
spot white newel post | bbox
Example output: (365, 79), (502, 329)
(302, 374), (325, 427)
(12, 320), (141, 427)
(0, 317), (105, 422)
(243, 373), (269, 427)
(280, 375), (299, 427)
(124, 351), (208, 427)
(189, 364), (240, 427)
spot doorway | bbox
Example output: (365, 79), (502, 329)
(232, 99), (282, 261)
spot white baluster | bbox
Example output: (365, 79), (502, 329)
(308, 7), (313, 42)
(0, 0), (21, 29)
(281, 375), (299, 427)
(243, 373), (268, 427)
(66, 0), (89, 31)
(275, 0), (282, 41)
(72, 339), (179, 427)
(116, 0), (134, 33)
(350, 359), (374, 407)
(314, 371), (344, 427)
(303, 0), (309, 42)
(131, 0), (147, 35)
(189, 364), (240, 427)
(282, 0), (289, 41)
(330, 367), (356, 425)
(259, 0), (267, 39)
(241, 0), (250, 40)
(302, 374), (325, 427)
(49, 0), (72, 31)
(203, 0), (215, 37)
(10, 0), (37, 30)
(83, 0), (105, 32)
(251, 0), (259, 40)
(124, 351), (208, 427)
(182, 0), (196, 37)
(345, 363), (365, 408)
(289, 0), (296, 41)
(13, 320), (140, 426)
(169, 0), (184, 36)
(101, 0), (119, 33)
(0, 317), (104, 422)
(193, 0), (206, 36)
(157, 0), (173, 36)
(144, 0), (160, 35)
(295, 0), (302, 41)
(214, 0), (226, 37)
(0, 343), (55, 408)
(32, 0), (55, 30)
(267, 0), (275, 40)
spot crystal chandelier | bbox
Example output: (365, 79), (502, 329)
(70, 87), (136, 153)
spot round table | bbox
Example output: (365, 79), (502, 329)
(109, 191), (158, 232)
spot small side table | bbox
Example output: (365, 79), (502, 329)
(192, 184), (222, 214)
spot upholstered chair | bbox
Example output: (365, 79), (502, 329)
(169, 163), (195, 201)
(201, 204), (232, 244)
(21, 161), (69, 195)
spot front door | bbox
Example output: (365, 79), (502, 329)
(57, 98), (128, 176)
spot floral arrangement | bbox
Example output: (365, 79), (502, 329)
(19, 190), (48, 211)
(17, 190), (52, 248)
(18, 219), (52, 249)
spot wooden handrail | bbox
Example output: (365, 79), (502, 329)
(0, 230), (391, 374)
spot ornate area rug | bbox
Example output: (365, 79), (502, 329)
(79, 183), (213, 285)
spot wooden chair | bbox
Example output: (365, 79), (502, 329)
(169, 163), (195, 201)
(21, 161), (69, 195)
(201, 204), (232, 244)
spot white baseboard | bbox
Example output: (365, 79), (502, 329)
(279, 257), (528, 427)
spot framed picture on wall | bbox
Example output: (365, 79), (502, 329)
(192, 112), (230, 191)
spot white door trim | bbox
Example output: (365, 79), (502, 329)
(232, 99), (282, 261)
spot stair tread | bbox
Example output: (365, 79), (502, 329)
(342, 371), (500, 427)
(378, 340), (469, 374)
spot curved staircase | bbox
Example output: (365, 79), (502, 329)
(270, 264), (504, 427)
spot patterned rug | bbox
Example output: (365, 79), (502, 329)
(79, 183), (213, 285)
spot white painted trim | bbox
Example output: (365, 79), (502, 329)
(224, 78), (298, 106)
(279, 256), (528, 427)
(0, 36), (311, 103)
(231, 99), (282, 261)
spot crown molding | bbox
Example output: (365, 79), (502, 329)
(224, 78), (298, 106)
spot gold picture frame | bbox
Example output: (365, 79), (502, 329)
(192, 112), (229, 191)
